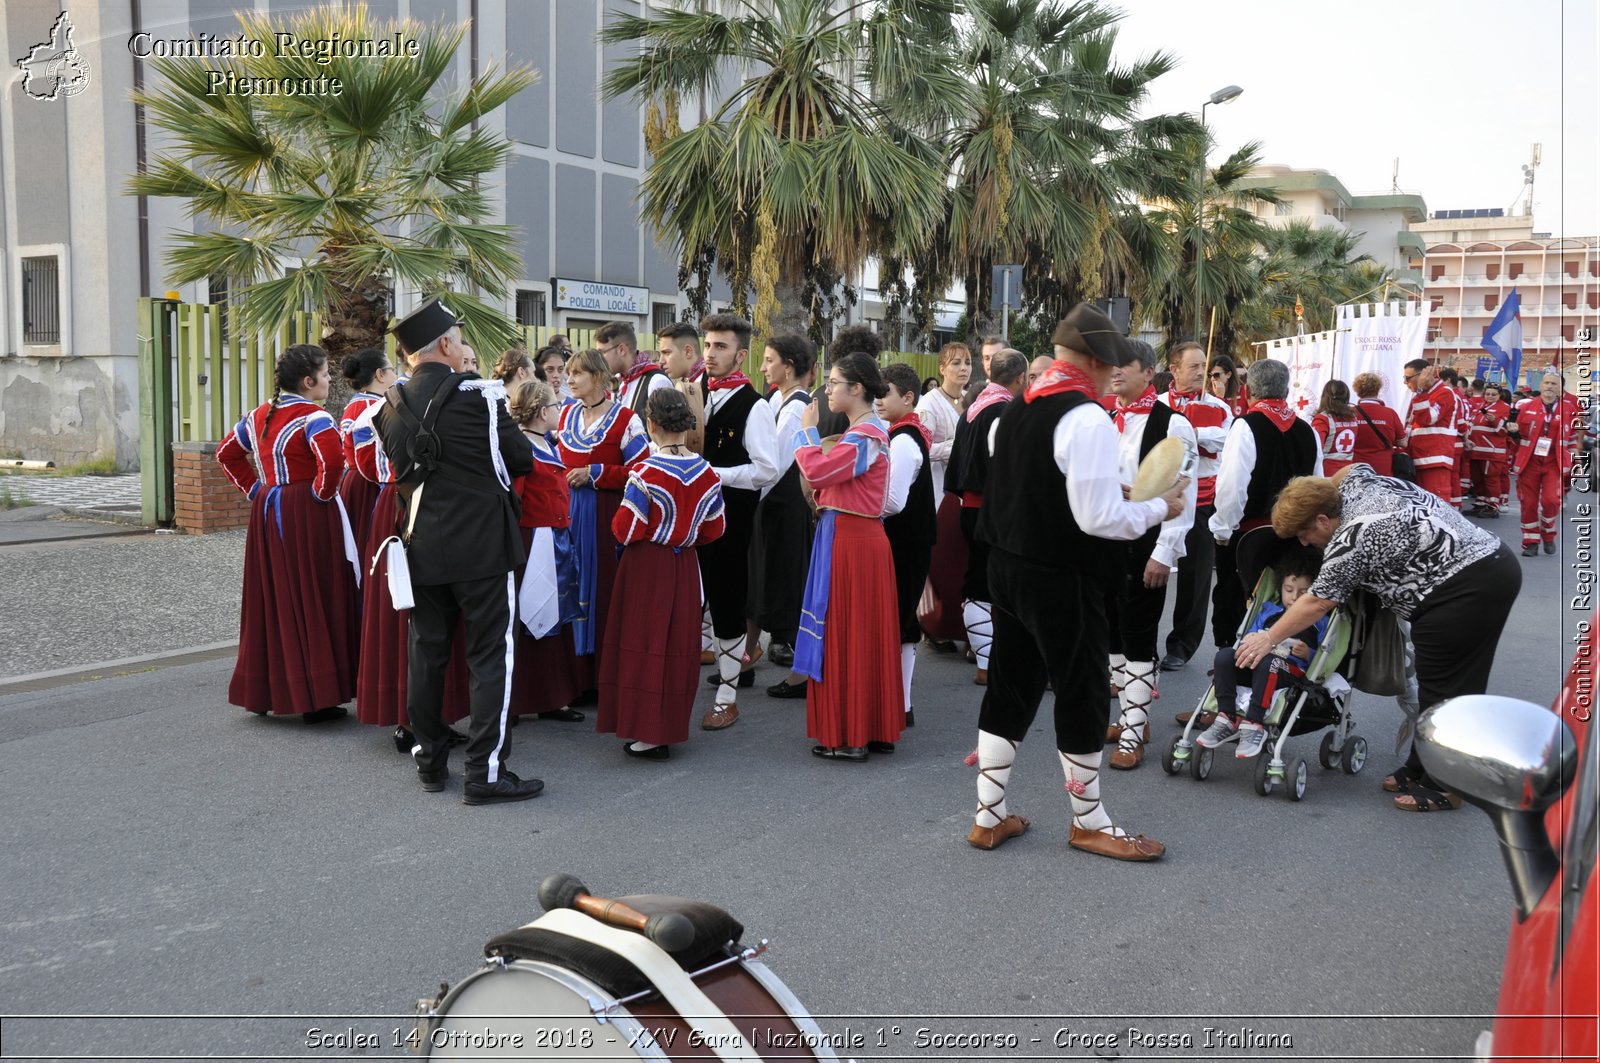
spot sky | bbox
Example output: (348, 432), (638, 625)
(1110, 0), (1599, 236)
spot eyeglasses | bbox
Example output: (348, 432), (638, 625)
(1403, 374), (1417, 383)
(824, 379), (850, 390)
(1209, 371), (1228, 379)
(542, 402), (562, 410)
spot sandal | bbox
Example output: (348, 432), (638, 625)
(1382, 765), (1427, 793)
(1393, 785), (1462, 812)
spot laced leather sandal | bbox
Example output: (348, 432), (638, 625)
(967, 814), (1029, 850)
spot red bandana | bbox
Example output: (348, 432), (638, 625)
(1025, 361), (1098, 403)
(965, 381), (1013, 422)
(1250, 398), (1297, 432)
(889, 410), (933, 450)
(1166, 389), (1203, 414)
(1106, 386), (1157, 432)
(622, 357), (656, 386)
(707, 371), (752, 392)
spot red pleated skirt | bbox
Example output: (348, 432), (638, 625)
(230, 482), (359, 715)
(806, 514), (904, 748)
(511, 526), (585, 716)
(338, 470), (381, 561)
(355, 484), (469, 727)
(597, 542), (703, 746)
(919, 493), (969, 642)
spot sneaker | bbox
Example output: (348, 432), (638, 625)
(1196, 714), (1238, 748)
(1235, 722), (1268, 759)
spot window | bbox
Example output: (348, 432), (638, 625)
(651, 302), (677, 334)
(1275, 202), (1295, 216)
(1486, 263), (1500, 280)
(1509, 263), (1524, 279)
(209, 275), (230, 342)
(21, 256), (60, 344)
(515, 289), (546, 327)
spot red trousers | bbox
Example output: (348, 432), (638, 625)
(1470, 459), (1509, 509)
(1518, 458), (1563, 546)
(1415, 465), (1458, 508)
(1455, 446), (1469, 506)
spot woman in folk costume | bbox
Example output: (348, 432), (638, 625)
(599, 389), (727, 759)
(507, 379), (586, 723)
(348, 349), (470, 751)
(878, 363), (937, 730)
(337, 347), (395, 553)
(557, 347), (650, 693)
(216, 344), (360, 722)
(792, 353), (904, 761)
(916, 342), (971, 650)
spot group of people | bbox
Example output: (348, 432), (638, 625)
(215, 296), (1549, 845)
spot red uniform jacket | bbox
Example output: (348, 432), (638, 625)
(1467, 400), (1511, 464)
(1406, 381), (1460, 472)
(1511, 394), (1584, 475)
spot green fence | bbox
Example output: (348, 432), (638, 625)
(136, 297), (942, 525)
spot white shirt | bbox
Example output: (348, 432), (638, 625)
(1209, 416), (1325, 541)
(1110, 402), (1198, 569)
(1045, 401), (1167, 540)
(706, 383), (780, 492)
(915, 387), (961, 499)
(763, 387), (810, 498)
(883, 432), (925, 517)
(618, 367), (671, 413)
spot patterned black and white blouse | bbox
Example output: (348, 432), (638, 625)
(1310, 464), (1502, 620)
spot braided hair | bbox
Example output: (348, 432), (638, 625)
(273, 344), (328, 404)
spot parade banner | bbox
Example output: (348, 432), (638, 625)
(1333, 301), (1430, 418)
(1260, 329), (1338, 422)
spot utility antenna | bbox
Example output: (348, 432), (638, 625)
(1391, 157), (1400, 193)
(1515, 143), (1541, 217)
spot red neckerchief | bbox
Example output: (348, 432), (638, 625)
(689, 361), (705, 381)
(1025, 361), (1098, 403)
(1105, 385), (1157, 432)
(889, 410), (933, 449)
(1166, 388), (1203, 414)
(965, 381), (1013, 421)
(1250, 398), (1296, 432)
(707, 370), (751, 393)
(622, 357), (656, 386)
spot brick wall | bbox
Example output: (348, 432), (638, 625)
(173, 441), (251, 534)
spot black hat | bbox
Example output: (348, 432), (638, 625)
(1050, 303), (1132, 366)
(391, 297), (459, 355)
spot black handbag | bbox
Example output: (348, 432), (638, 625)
(1356, 406), (1416, 483)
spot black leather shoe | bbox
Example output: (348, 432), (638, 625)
(302, 706), (347, 724)
(569, 689), (598, 707)
(1523, 544), (1540, 557)
(1159, 653), (1187, 672)
(538, 708), (586, 722)
(707, 670), (756, 687)
(394, 727), (414, 754)
(1544, 540), (1557, 554)
(905, 708), (915, 728)
(418, 767), (448, 793)
(462, 771), (544, 805)
(767, 678), (807, 698)
(812, 745), (868, 761)
(446, 729), (468, 747)
(768, 642), (795, 667)
(623, 741), (670, 760)
(867, 741), (896, 754)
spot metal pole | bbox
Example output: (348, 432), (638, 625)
(1194, 101), (1208, 341)
(1001, 270), (1011, 344)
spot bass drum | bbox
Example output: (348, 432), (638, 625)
(426, 954), (840, 1061)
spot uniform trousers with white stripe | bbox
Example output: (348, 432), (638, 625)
(1517, 456), (1564, 548)
(409, 573), (516, 783)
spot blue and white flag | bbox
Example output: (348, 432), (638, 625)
(1482, 290), (1523, 385)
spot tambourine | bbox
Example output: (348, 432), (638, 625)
(1130, 436), (1195, 502)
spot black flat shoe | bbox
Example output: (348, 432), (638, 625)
(538, 708), (586, 722)
(623, 741), (670, 760)
(393, 727), (414, 753)
(569, 689), (599, 707)
(462, 771), (544, 805)
(812, 744), (868, 761)
(1159, 653), (1187, 672)
(418, 767), (448, 792)
(707, 669), (756, 687)
(303, 706), (347, 725)
(867, 741), (895, 754)
(768, 642), (795, 667)
(905, 708), (915, 728)
(1522, 544), (1540, 557)
(767, 678), (807, 698)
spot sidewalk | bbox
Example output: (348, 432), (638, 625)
(0, 472), (142, 520)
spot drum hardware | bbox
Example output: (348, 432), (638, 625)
(481, 955), (508, 969)
(591, 939), (769, 1024)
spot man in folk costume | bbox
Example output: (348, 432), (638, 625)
(945, 349), (1029, 685)
(1467, 382), (1513, 517)
(1100, 341), (1197, 770)
(1402, 359), (1460, 507)
(1160, 340), (1233, 672)
(696, 313), (779, 729)
(1509, 372), (1583, 556)
(966, 304), (1187, 861)
(655, 322), (713, 659)
(373, 298), (540, 804)
(599, 320), (670, 417)
(1207, 358), (1322, 653)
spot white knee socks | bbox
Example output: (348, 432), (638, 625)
(900, 643), (916, 713)
(1109, 652), (1127, 694)
(701, 609), (713, 653)
(963, 599), (993, 669)
(715, 636), (743, 706)
(1060, 750), (1125, 836)
(1116, 660), (1155, 755)
(974, 730), (1017, 829)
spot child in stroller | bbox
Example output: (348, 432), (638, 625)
(1197, 558), (1329, 758)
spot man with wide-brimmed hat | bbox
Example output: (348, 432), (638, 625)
(964, 303), (1186, 862)
(374, 297), (540, 806)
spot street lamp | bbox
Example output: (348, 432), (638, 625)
(1195, 84), (1243, 346)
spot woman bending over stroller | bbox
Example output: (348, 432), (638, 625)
(1198, 558), (1329, 759)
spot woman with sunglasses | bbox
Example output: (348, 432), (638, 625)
(1207, 354), (1248, 418)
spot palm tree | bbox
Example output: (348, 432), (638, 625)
(127, 5), (534, 402)
(600, 0), (959, 340)
(1233, 221), (1396, 350)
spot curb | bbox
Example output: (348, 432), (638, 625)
(0, 641), (238, 695)
(59, 505), (146, 526)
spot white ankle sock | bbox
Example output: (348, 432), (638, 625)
(900, 643), (916, 713)
(963, 600), (993, 669)
(715, 636), (742, 705)
(1060, 750), (1123, 836)
(975, 730), (1017, 829)
(628, 741), (662, 752)
(1116, 661), (1155, 754)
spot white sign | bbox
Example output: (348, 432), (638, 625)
(1265, 330), (1338, 422)
(553, 278), (649, 315)
(1257, 302), (1431, 423)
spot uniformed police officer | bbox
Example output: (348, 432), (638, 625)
(374, 298), (541, 804)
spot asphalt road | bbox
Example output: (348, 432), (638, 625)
(0, 499), (1586, 1062)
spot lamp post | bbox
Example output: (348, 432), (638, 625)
(1194, 84), (1243, 344)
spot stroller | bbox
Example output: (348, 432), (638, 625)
(1162, 564), (1368, 800)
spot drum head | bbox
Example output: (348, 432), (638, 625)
(1130, 436), (1187, 502)
(428, 962), (656, 1060)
